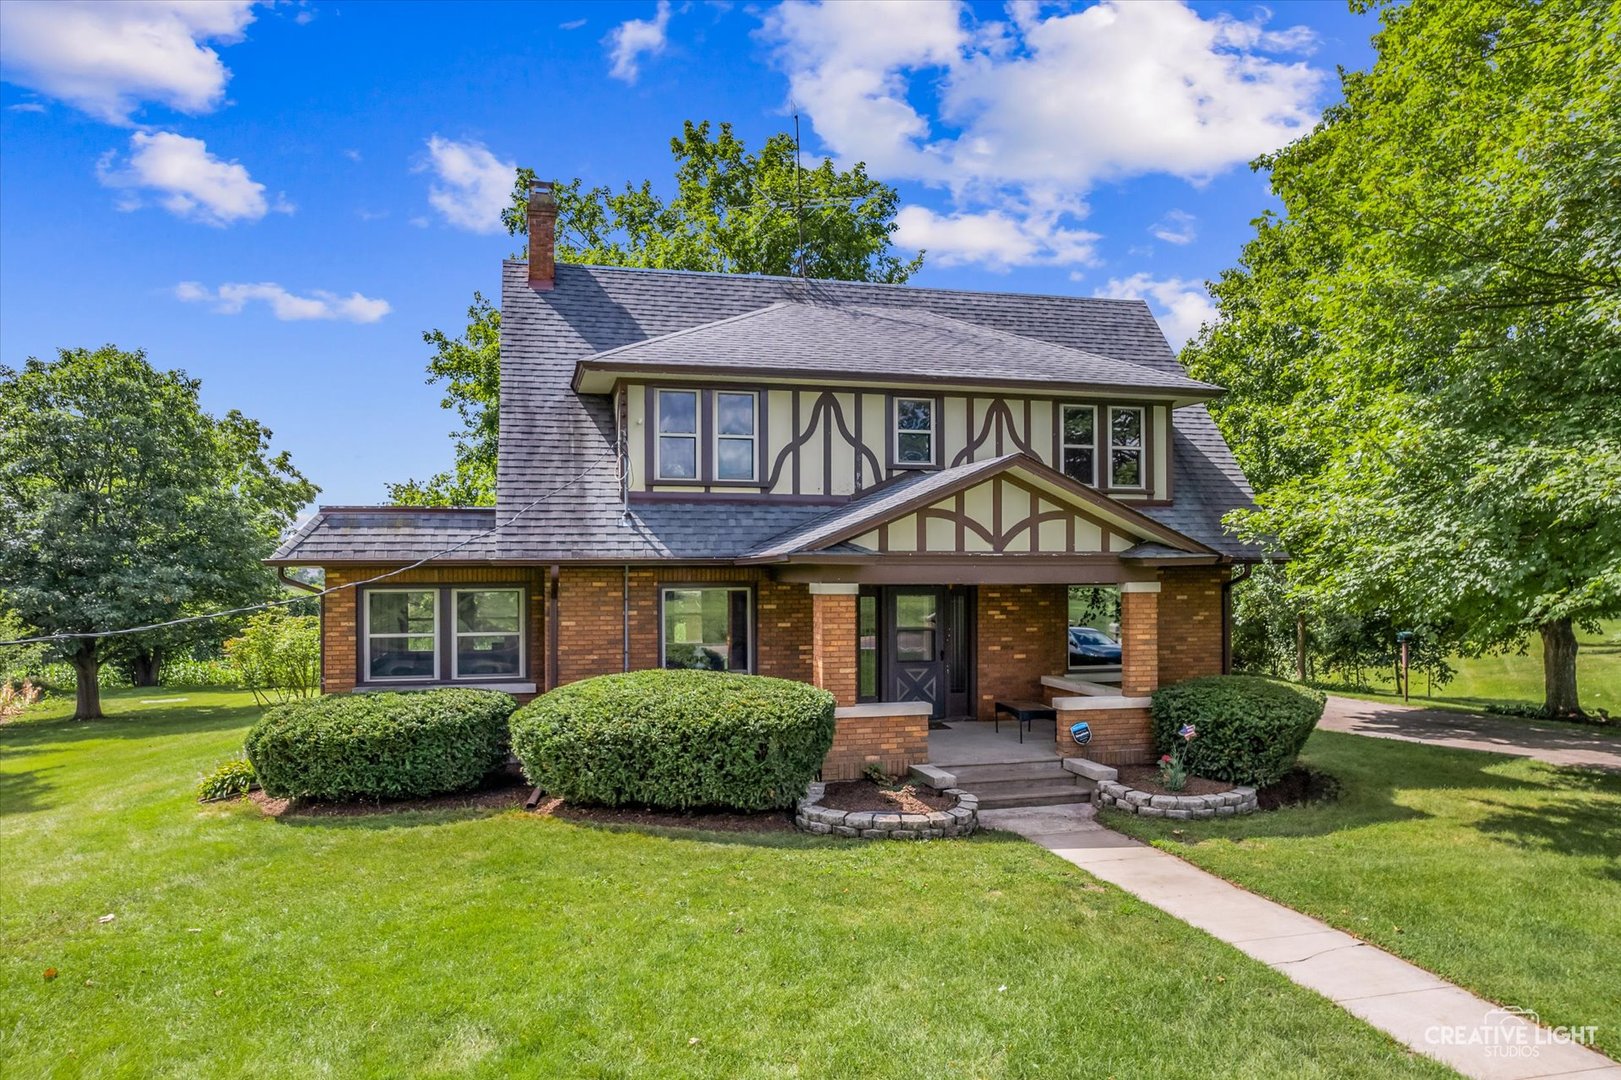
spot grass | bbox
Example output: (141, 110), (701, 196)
(0, 690), (1452, 1079)
(1315, 619), (1620, 717)
(1108, 730), (1621, 1057)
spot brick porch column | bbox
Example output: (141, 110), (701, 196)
(809, 583), (859, 706)
(1119, 580), (1161, 696)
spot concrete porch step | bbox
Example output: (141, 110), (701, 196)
(946, 760), (1073, 785)
(975, 781), (1095, 810)
(967, 774), (1094, 798)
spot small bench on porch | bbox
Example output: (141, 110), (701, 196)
(993, 698), (1057, 744)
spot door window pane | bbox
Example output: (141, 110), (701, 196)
(858, 591), (878, 700)
(662, 587), (752, 671)
(893, 592), (937, 662)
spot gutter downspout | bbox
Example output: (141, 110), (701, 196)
(1220, 563), (1253, 674)
(278, 567), (321, 594)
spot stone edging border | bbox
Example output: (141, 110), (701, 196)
(794, 781), (978, 839)
(1095, 778), (1257, 818)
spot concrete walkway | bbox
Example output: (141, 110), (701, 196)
(979, 803), (1618, 1079)
(1320, 696), (1621, 772)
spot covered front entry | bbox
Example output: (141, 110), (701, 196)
(869, 585), (975, 720)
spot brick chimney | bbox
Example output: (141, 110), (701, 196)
(527, 180), (557, 291)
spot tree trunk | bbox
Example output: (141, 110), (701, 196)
(129, 648), (162, 687)
(1295, 612), (1308, 683)
(70, 648), (103, 721)
(1539, 619), (1581, 716)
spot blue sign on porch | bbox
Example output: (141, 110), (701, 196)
(1070, 721), (1093, 746)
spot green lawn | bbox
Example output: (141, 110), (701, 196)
(1108, 731), (1621, 1058)
(0, 691), (1450, 1078)
(1318, 619), (1620, 716)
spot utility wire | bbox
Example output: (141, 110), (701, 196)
(0, 454), (620, 647)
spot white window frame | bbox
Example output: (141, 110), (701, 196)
(711, 390), (759, 483)
(655, 388), (700, 481)
(658, 585), (754, 673)
(1060, 403), (1098, 487)
(893, 396), (936, 468)
(1107, 405), (1146, 490)
(450, 588), (526, 681)
(362, 588), (439, 683)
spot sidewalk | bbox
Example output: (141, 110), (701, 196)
(1320, 696), (1621, 772)
(980, 804), (1619, 1080)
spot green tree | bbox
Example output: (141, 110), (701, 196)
(391, 120), (924, 506)
(0, 347), (317, 719)
(1187, 0), (1621, 715)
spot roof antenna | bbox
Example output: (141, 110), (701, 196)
(793, 104), (806, 281)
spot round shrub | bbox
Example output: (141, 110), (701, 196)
(1150, 675), (1325, 788)
(244, 688), (515, 801)
(509, 669), (836, 811)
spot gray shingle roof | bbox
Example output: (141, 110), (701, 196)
(574, 301), (1218, 396)
(268, 508), (501, 564)
(496, 262), (1257, 561)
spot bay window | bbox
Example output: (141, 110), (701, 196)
(661, 586), (752, 671)
(1108, 406), (1145, 488)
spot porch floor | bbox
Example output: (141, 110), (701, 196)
(928, 718), (1059, 767)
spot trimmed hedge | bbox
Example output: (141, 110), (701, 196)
(244, 688), (515, 801)
(509, 669), (836, 811)
(1150, 676), (1325, 788)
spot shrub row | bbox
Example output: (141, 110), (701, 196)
(245, 688), (515, 801)
(1150, 675), (1325, 788)
(510, 669), (835, 811)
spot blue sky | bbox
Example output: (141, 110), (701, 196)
(0, 1), (1376, 510)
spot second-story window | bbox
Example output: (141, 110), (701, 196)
(1109, 406), (1145, 488)
(1060, 404), (1097, 486)
(656, 389), (699, 480)
(714, 391), (758, 482)
(895, 397), (935, 467)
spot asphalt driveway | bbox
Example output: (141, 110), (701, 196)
(1319, 695), (1621, 771)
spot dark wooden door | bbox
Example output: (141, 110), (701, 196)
(885, 586), (974, 719)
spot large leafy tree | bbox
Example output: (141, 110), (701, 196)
(391, 120), (923, 506)
(0, 347), (317, 719)
(1187, 0), (1621, 714)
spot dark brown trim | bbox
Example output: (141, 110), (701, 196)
(628, 490), (847, 505)
(771, 556), (1157, 586)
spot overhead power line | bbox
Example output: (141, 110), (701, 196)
(0, 454), (618, 647)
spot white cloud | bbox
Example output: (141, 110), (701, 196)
(1150, 209), (1197, 245)
(0, 1), (256, 124)
(97, 131), (289, 226)
(605, 1), (672, 84)
(7, 101), (46, 113)
(761, 0), (1324, 268)
(1095, 273), (1218, 350)
(560, 18), (587, 31)
(175, 281), (391, 323)
(895, 204), (1099, 269)
(420, 135), (515, 234)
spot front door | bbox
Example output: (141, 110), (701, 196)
(885, 586), (974, 719)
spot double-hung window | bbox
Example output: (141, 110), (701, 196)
(894, 397), (935, 467)
(713, 391), (758, 482)
(363, 586), (525, 683)
(364, 589), (438, 680)
(656, 389), (699, 480)
(1060, 404), (1097, 486)
(661, 586), (752, 672)
(1108, 406), (1145, 488)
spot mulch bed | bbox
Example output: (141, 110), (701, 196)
(1256, 766), (1341, 810)
(818, 779), (955, 814)
(1115, 765), (1233, 797)
(248, 780), (529, 818)
(529, 795), (795, 833)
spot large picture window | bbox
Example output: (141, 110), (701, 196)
(453, 588), (523, 678)
(656, 389), (699, 480)
(713, 391), (758, 482)
(365, 589), (437, 681)
(1108, 406), (1145, 488)
(661, 586), (752, 671)
(362, 586), (526, 683)
(894, 397), (935, 466)
(1060, 404), (1097, 486)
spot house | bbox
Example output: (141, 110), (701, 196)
(268, 182), (1262, 780)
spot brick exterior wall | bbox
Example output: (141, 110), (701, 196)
(811, 592), (858, 706)
(321, 566), (547, 697)
(1119, 587), (1160, 696)
(974, 584), (1068, 719)
(821, 710), (930, 780)
(1158, 567), (1227, 686)
(1054, 705), (1154, 765)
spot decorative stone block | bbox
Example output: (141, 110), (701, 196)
(793, 789), (979, 840)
